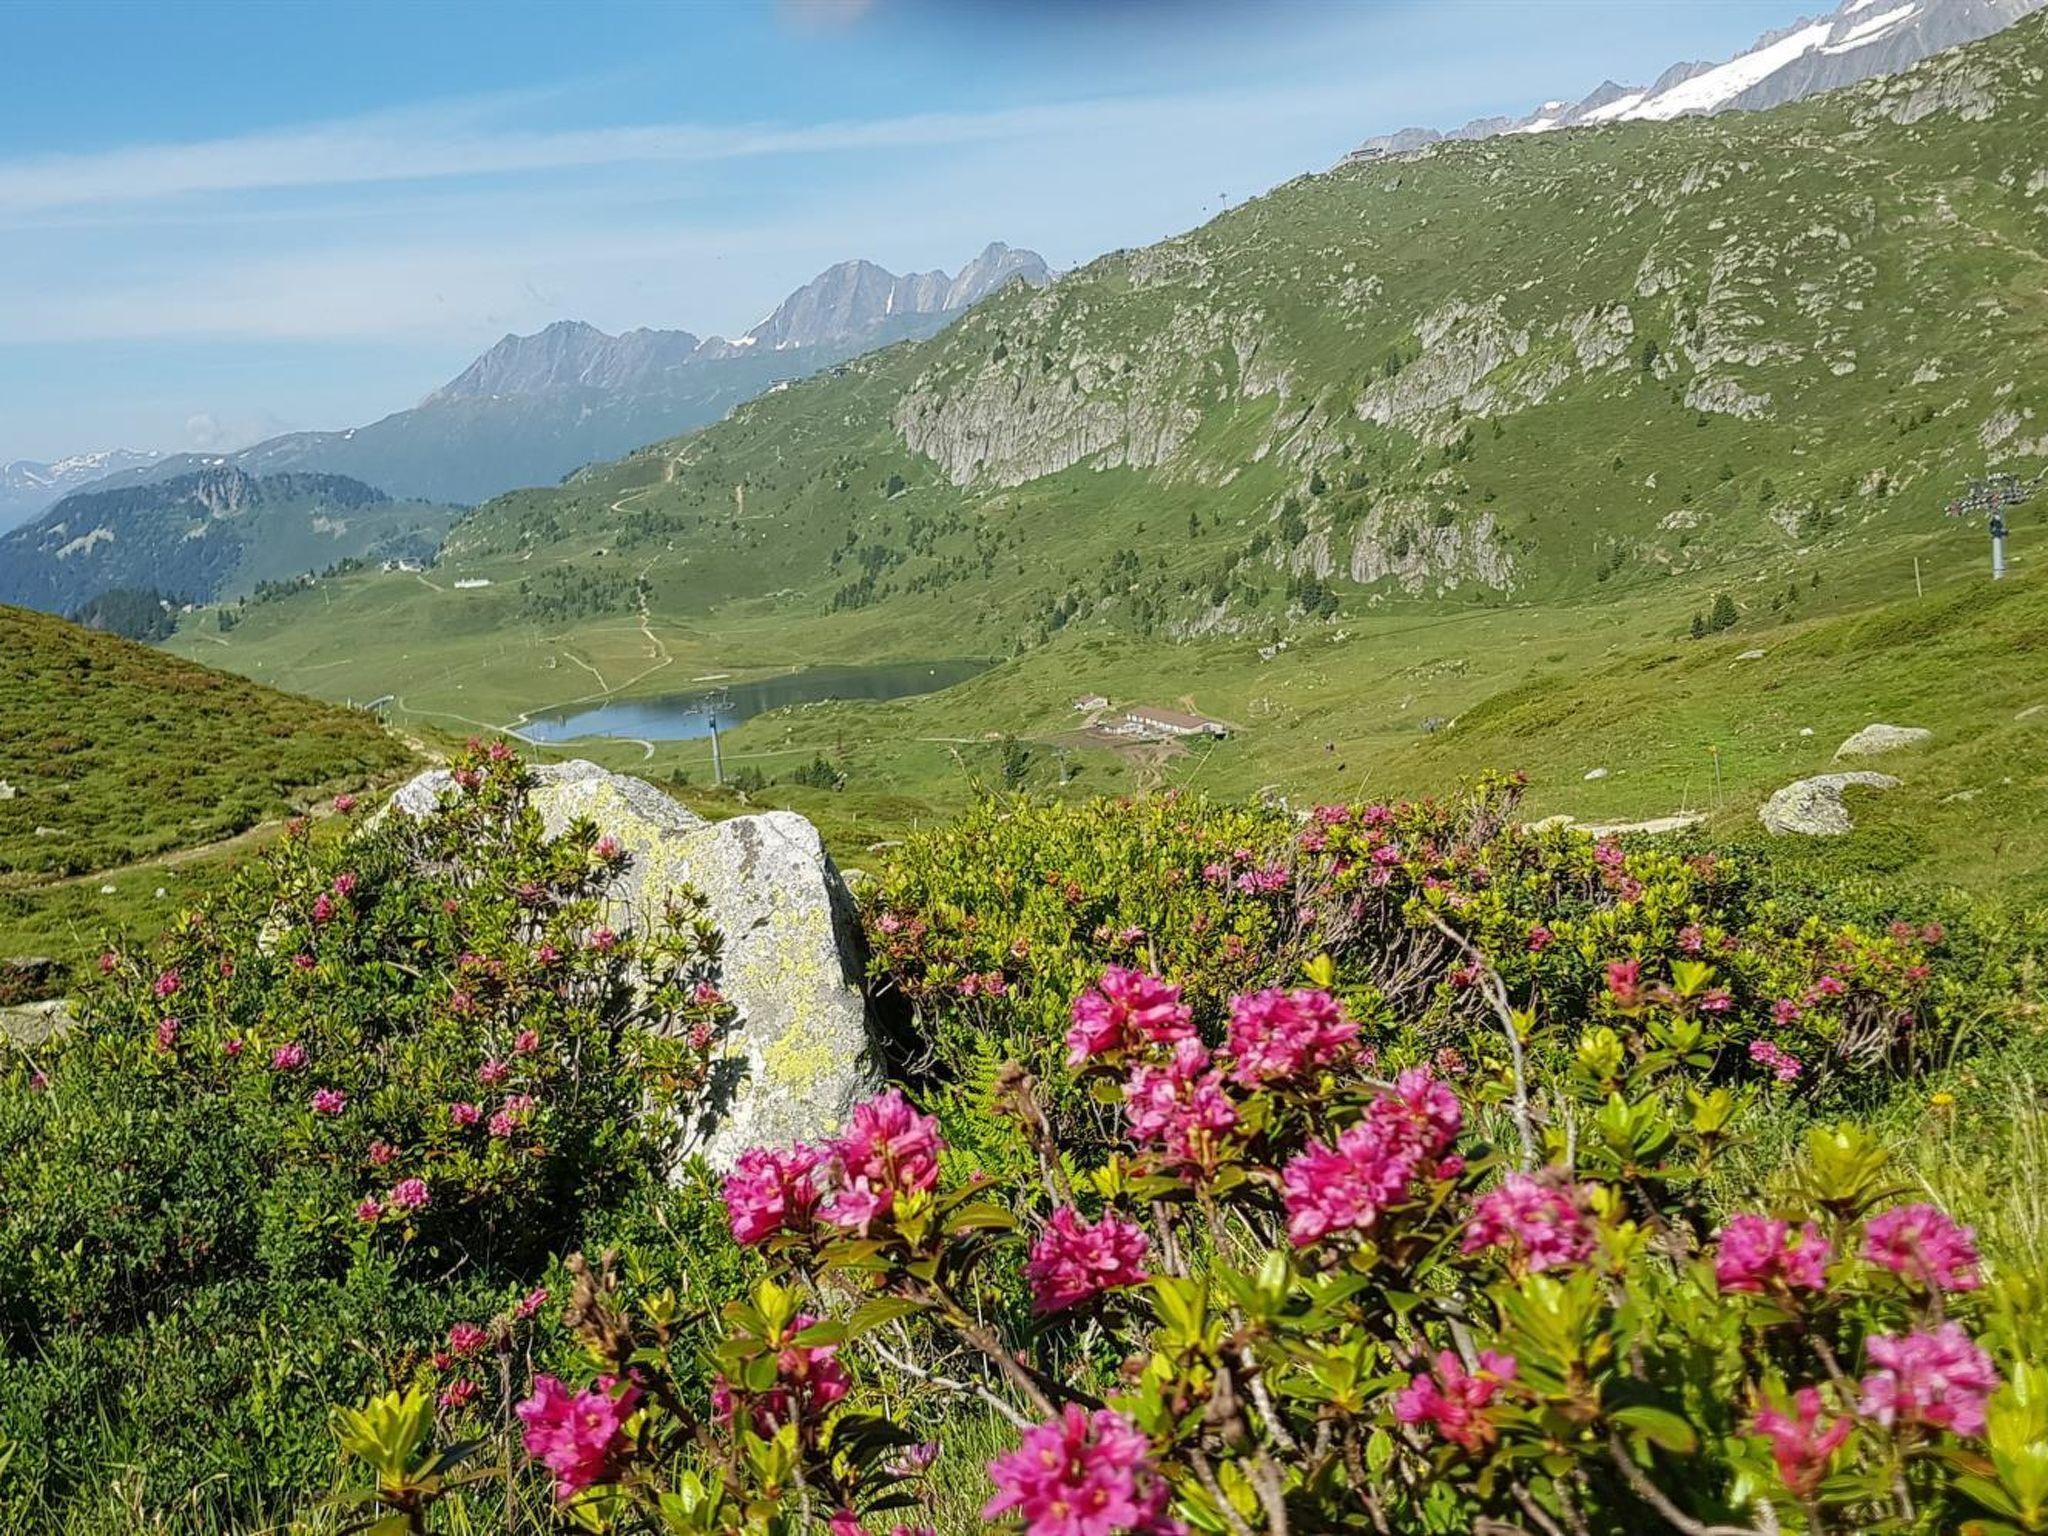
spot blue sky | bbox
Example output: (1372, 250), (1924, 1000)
(0, 0), (1801, 461)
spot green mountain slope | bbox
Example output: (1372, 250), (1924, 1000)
(0, 467), (459, 616)
(0, 605), (413, 882)
(159, 17), (2048, 891)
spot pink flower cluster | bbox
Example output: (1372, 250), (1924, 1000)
(1066, 967), (1194, 1063)
(983, 1405), (1182, 1536)
(1025, 1207), (1149, 1315)
(1461, 1174), (1594, 1273)
(724, 1144), (826, 1244)
(1223, 988), (1359, 1087)
(1123, 1040), (1238, 1168)
(309, 1087), (347, 1116)
(723, 1089), (943, 1244)
(1752, 1388), (1851, 1497)
(271, 1042), (307, 1072)
(1862, 1204), (1981, 1293)
(517, 1374), (641, 1501)
(1749, 1039), (1803, 1083)
(1714, 1215), (1831, 1294)
(1282, 1068), (1462, 1247)
(1860, 1323), (1999, 1436)
(1393, 1350), (1517, 1455)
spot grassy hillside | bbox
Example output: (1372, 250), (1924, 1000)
(0, 606), (417, 978)
(158, 17), (2048, 892)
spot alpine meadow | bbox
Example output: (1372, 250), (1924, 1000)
(4, 4), (2048, 1536)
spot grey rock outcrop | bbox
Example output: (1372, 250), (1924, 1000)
(0, 997), (72, 1047)
(1835, 723), (1933, 757)
(1759, 772), (1901, 835)
(388, 761), (880, 1169)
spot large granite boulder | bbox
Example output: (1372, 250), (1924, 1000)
(1835, 723), (1931, 758)
(1758, 772), (1901, 836)
(388, 761), (881, 1168)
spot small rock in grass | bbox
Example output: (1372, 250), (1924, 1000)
(1835, 723), (1931, 758)
(1759, 772), (1901, 836)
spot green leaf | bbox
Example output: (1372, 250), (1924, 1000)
(1613, 1405), (1699, 1454)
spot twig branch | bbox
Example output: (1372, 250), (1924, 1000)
(1425, 909), (1538, 1169)
(1605, 1434), (1765, 1536)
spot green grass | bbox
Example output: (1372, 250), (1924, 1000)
(0, 605), (420, 980)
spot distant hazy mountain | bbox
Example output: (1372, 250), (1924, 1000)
(745, 243), (1051, 352)
(0, 467), (458, 615)
(0, 450), (162, 531)
(1345, 0), (2045, 159)
(60, 244), (1051, 511)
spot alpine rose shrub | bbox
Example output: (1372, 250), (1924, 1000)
(324, 783), (2036, 1536)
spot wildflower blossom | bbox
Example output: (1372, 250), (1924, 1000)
(155, 1017), (180, 1052)
(309, 1087), (347, 1115)
(587, 927), (618, 953)
(477, 1058), (509, 1086)
(1753, 1388), (1852, 1497)
(439, 1378), (479, 1411)
(517, 1374), (640, 1500)
(355, 1197), (383, 1223)
(1025, 1207), (1150, 1314)
(390, 1178), (430, 1212)
(448, 1322), (489, 1357)
(332, 872), (359, 896)
(832, 1089), (942, 1197)
(224, 1037), (244, 1058)
(311, 894), (335, 925)
(292, 953), (316, 972)
(449, 1101), (482, 1128)
(1462, 1174), (1595, 1273)
(723, 1143), (826, 1245)
(271, 1042), (307, 1072)
(983, 1405), (1181, 1536)
(367, 1139), (397, 1166)
(1862, 1204), (1982, 1292)
(1604, 959), (1643, 1007)
(1224, 987), (1358, 1086)
(1124, 1039), (1238, 1167)
(1066, 967), (1194, 1063)
(1714, 1215), (1831, 1294)
(1394, 1350), (1518, 1454)
(515, 1287), (549, 1320)
(1749, 1039), (1803, 1084)
(594, 835), (623, 862)
(1860, 1323), (1999, 1436)
(152, 968), (181, 999)
(1526, 925), (1553, 953)
(514, 1028), (539, 1053)
(333, 794), (356, 813)
(1283, 1068), (1462, 1246)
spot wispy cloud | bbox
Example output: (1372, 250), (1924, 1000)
(0, 85), (1336, 215)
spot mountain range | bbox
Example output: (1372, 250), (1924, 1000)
(34, 243), (1049, 515)
(0, 450), (162, 533)
(0, 467), (458, 616)
(1346, 0), (2044, 159)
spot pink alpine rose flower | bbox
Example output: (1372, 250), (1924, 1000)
(1025, 1207), (1150, 1314)
(1749, 1039), (1804, 1083)
(722, 1143), (826, 1245)
(309, 1087), (348, 1115)
(829, 1088), (943, 1203)
(1066, 967), (1195, 1064)
(447, 1322), (489, 1357)
(1861, 1323), (1999, 1436)
(1282, 1067), (1462, 1246)
(1223, 987), (1358, 1087)
(1862, 1204), (1982, 1293)
(1714, 1215), (1831, 1294)
(449, 1101), (483, 1129)
(390, 1178), (431, 1212)
(517, 1374), (640, 1501)
(355, 1197), (383, 1224)
(271, 1042), (307, 1072)
(1394, 1350), (1518, 1455)
(1123, 1039), (1238, 1168)
(982, 1405), (1181, 1536)
(1462, 1174), (1595, 1273)
(1753, 1388), (1852, 1498)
